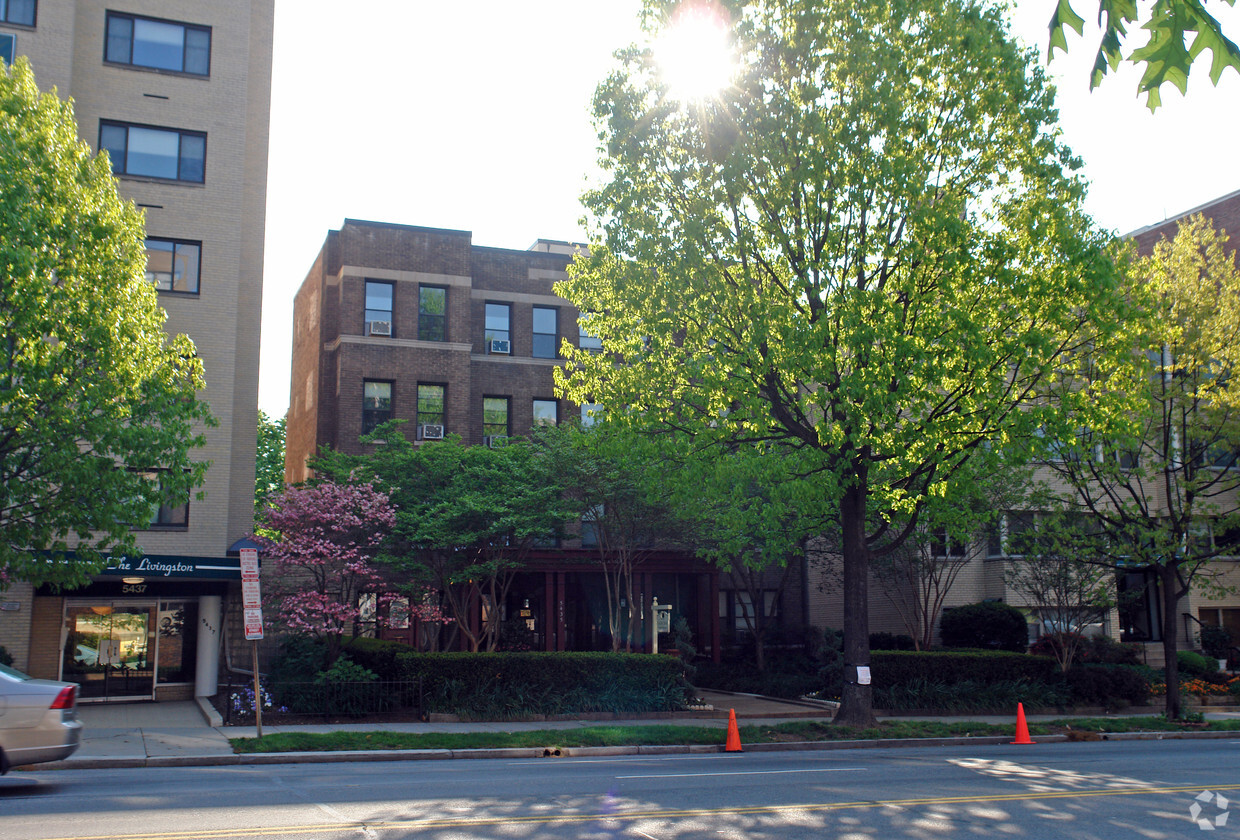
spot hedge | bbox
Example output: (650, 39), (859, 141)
(394, 651), (690, 717)
(870, 650), (1058, 688)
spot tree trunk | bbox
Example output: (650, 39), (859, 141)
(834, 482), (876, 728)
(1159, 564), (1183, 720)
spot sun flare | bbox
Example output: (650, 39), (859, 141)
(654, 4), (734, 102)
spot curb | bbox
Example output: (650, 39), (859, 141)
(32, 728), (1240, 772)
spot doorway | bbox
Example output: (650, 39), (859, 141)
(62, 603), (156, 700)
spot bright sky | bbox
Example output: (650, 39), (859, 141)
(258, 1), (1240, 418)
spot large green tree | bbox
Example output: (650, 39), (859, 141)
(254, 409), (286, 522)
(0, 60), (211, 588)
(1049, 0), (1240, 109)
(316, 427), (572, 652)
(1036, 214), (1240, 719)
(556, 0), (1140, 725)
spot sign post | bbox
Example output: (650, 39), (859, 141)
(240, 548), (264, 738)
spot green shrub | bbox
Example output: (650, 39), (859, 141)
(268, 635), (329, 682)
(1080, 635), (1142, 665)
(871, 650), (1057, 688)
(1178, 650), (1220, 677)
(395, 651), (689, 718)
(874, 678), (1065, 713)
(870, 632), (916, 651)
(692, 661), (823, 699)
(939, 602), (1028, 652)
(339, 637), (414, 680)
(1063, 664), (1151, 706)
(311, 656), (387, 717)
(1197, 624), (1234, 660)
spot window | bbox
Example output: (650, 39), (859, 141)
(362, 380), (392, 435)
(417, 384), (445, 427)
(532, 306), (557, 358)
(580, 402), (603, 428)
(483, 396), (509, 439)
(135, 469), (188, 530)
(145, 238), (200, 294)
(105, 12), (210, 75)
(578, 313), (602, 352)
(485, 303), (510, 351)
(0, 32), (14, 65)
(581, 505), (603, 548)
(532, 399), (558, 427)
(929, 528), (967, 558)
(365, 281), (393, 334)
(100, 121), (205, 182)
(0, 0), (34, 27)
(419, 286), (446, 341)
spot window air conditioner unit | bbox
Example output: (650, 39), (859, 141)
(366, 320), (392, 336)
(419, 423), (444, 441)
(484, 435), (508, 448)
(489, 338), (511, 355)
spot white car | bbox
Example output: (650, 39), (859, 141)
(0, 663), (82, 773)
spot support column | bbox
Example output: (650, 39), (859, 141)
(195, 595), (221, 698)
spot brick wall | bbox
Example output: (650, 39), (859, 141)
(0, 582), (35, 671)
(27, 596), (64, 680)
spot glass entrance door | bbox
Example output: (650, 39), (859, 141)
(63, 604), (156, 700)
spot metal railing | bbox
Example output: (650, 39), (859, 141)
(220, 677), (423, 725)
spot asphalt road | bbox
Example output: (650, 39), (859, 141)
(1, 739), (1237, 839)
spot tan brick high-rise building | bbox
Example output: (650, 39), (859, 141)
(0, 1), (272, 701)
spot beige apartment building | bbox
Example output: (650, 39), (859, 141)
(0, 1), (272, 701)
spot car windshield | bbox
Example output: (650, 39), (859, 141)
(0, 662), (32, 681)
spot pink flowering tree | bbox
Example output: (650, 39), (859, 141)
(256, 480), (401, 663)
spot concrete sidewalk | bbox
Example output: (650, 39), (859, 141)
(32, 693), (1240, 771)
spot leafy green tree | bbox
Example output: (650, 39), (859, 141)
(254, 410), (286, 522)
(667, 442), (822, 671)
(1003, 510), (1118, 673)
(316, 426), (571, 652)
(871, 467), (1022, 651)
(0, 59), (211, 588)
(1049, 0), (1239, 109)
(1036, 214), (1240, 718)
(556, 0), (1140, 725)
(537, 420), (692, 653)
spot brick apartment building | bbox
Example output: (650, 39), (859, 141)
(284, 220), (749, 657)
(0, 1), (272, 702)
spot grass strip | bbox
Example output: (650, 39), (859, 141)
(228, 716), (1240, 754)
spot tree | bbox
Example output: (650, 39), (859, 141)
(1003, 511), (1117, 672)
(1036, 214), (1240, 717)
(316, 426), (571, 652)
(256, 480), (399, 664)
(556, 0), (1139, 726)
(668, 442), (822, 670)
(871, 467), (1020, 650)
(0, 59), (211, 588)
(538, 420), (691, 653)
(1048, 1), (1240, 109)
(254, 410), (286, 523)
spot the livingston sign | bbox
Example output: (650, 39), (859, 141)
(101, 553), (245, 580)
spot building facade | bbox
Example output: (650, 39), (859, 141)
(0, 1), (273, 701)
(285, 220), (734, 657)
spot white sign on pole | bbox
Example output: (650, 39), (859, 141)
(244, 606), (264, 640)
(240, 548), (263, 639)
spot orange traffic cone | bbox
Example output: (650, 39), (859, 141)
(1011, 702), (1034, 745)
(725, 708), (743, 752)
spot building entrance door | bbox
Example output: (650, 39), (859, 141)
(62, 603), (156, 701)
